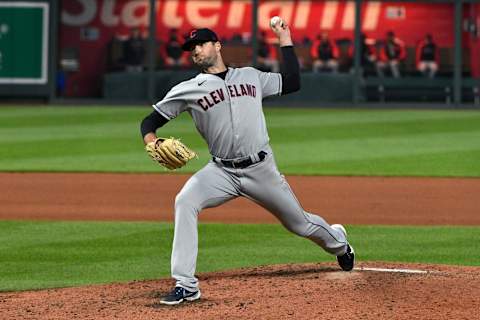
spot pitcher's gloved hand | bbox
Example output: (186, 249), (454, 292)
(145, 137), (197, 170)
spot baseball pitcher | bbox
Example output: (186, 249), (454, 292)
(140, 19), (355, 305)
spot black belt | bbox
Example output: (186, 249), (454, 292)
(214, 151), (267, 169)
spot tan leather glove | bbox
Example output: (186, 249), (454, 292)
(145, 137), (197, 170)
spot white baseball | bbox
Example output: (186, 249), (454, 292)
(270, 16), (284, 28)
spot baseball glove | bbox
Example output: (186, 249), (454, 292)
(145, 137), (197, 170)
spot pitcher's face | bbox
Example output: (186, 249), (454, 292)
(191, 41), (219, 69)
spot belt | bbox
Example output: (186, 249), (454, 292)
(213, 151), (267, 169)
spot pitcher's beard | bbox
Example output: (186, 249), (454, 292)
(194, 56), (216, 70)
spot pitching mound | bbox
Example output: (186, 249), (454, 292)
(1, 262), (479, 320)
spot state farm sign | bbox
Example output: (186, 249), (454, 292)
(61, 0), (383, 33)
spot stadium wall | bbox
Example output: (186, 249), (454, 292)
(103, 70), (360, 103)
(59, 0), (471, 98)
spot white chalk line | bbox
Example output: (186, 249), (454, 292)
(357, 267), (431, 274)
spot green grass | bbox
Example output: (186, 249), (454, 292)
(0, 221), (479, 291)
(0, 106), (479, 176)
(1, 106), (479, 291)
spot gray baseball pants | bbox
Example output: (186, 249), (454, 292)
(171, 150), (348, 291)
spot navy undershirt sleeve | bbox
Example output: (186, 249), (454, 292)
(140, 110), (170, 138)
(280, 46), (301, 95)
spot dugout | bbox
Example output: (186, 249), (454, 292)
(2, 0), (480, 106)
(100, 0), (480, 106)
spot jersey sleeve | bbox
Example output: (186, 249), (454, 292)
(152, 82), (189, 120)
(255, 68), (283, 98)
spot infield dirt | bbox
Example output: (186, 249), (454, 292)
(1, 173), (479, 224)
(1, 173), (479, 319)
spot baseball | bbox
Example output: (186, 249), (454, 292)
(270, 16), (284, 28)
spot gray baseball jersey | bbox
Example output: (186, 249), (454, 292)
(154, 67), (280, 159)
(153, 67), (348, 291)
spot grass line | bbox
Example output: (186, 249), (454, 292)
(0, 221), (478, 291)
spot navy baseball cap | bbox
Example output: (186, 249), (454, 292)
(182, 28), (219, 51)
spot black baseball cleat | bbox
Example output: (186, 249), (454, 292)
(159, 286), (201, 305)
(331, 224), (355, 271)
(337, 244), (355, 271)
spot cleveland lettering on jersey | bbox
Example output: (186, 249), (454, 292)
(197, 84), (256, 111)
(228, 84), (256, 98)
(197, 89), (225, 111)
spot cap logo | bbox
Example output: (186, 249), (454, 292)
(190, 30), (197, 38)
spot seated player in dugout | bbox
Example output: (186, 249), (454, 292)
(256, 31), (280, 73)
(311, 31), (339, 73)
(376, 30), (406, 78)
(123, 27), (146, 72)
(416, 33), (439, 78)
(163, 28), (189, 69)
(349, 33), (377, 76)
(140, 19), (355, 306)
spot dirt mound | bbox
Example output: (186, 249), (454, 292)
(1, 262), (479, 320)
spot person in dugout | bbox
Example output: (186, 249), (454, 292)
(416, 34), (439, 78)
(164, 29), (189, 68)
(311, 31), (339, 74)
(376, 31), (406, 78)
(123, 27), (146, 72)
(349, 33), (377, 76)
(257, 31), (280, 73)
